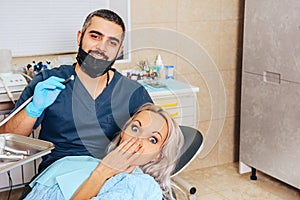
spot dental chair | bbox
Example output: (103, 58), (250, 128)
(171, 125), (204, 199)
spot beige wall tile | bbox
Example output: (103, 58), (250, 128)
(204, 45), (220, 70)
(217, 116), (239, 164)
(131, 27), (179, 57)
(220, 69), (240, 88)
(183, 116), (232, 171)
(131, 0), (178, 24)
(175, 70), (225, 122)
(132, 22), (177, 30)
(176, 22), (221, 75)
(197, 119), (210, 138)
(177, 21), (221, 47)
(185, 140), (219, 171)
(220, 70), (241, 117)
(175, 59), (198, 76)
(175, 46), (220, 76)
(175, 41), (218, 75)
(221, 0), (245, 20)
(199, 71), (227, 119)
(200, 118), (226, 156)
(219, 20), (243, 70)
(196, 84), (211, 108)
(178, 0), (221, 21)
(219, 45), (242, 70)
(225, 93), (238, 117)
(175, 31), (219, 76)
(220, 20), (241, 47)
(198, 106), (212, 122)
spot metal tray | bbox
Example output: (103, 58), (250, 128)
(0, 134), (54, 174)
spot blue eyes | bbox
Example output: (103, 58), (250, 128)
(149, 137), (158, 144)
(130, 125), (158, 144)
(131, 125), (139, 133)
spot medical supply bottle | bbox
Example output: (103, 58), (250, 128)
(155, 54), (165, 80)
(165, 65), (174, 79)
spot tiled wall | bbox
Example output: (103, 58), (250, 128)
(12, 0), (245, 171)
(127, 0), (245, 171)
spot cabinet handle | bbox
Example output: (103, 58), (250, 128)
(263, 71), (281, 84)
(160, 102), (179, 108)
(170, 112), (178, 117)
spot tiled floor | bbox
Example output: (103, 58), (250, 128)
(1, 162), (299, 200)
(174, 162), (300, 200)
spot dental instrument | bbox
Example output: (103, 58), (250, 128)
(4, 146), (29, 155)
(0, 153), (26, 160)
(61, 75), (74, 85)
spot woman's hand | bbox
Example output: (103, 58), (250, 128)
(71, 138), (143, 200)
(96, 138), (144, 178)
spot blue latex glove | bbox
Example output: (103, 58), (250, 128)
(26, 76), (66, 118)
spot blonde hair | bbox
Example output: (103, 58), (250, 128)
(108, 103), (184, 200)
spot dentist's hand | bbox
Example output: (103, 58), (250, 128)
(26, 76), (66, 118)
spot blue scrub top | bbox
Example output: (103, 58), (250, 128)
(14, 65), (153, 172)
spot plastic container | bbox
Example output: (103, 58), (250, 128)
(155, 54), (166, 80)
(165, 65), (174, 79)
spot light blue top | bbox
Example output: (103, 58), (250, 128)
(24, 156), (162, 200)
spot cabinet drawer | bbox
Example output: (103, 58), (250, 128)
(174, 115), (195, 127)
(165, 106), (196, 118)
(152, 94), (195, 108)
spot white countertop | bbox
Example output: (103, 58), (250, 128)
(138, 79), (199, 96)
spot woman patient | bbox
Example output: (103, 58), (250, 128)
(24, 103), (184, 200)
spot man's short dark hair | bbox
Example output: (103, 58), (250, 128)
(81, 9), (125, 39)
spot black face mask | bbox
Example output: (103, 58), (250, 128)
(76, 48), (116, 78)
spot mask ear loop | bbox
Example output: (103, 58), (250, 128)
(105, 44), (122, 86)
(105, 68), (116, 86)
(106, 71), (110, 86)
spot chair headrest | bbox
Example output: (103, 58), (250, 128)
(172, 126), (203, 176)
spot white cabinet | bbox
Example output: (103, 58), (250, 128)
(139, 79), (199, 128)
